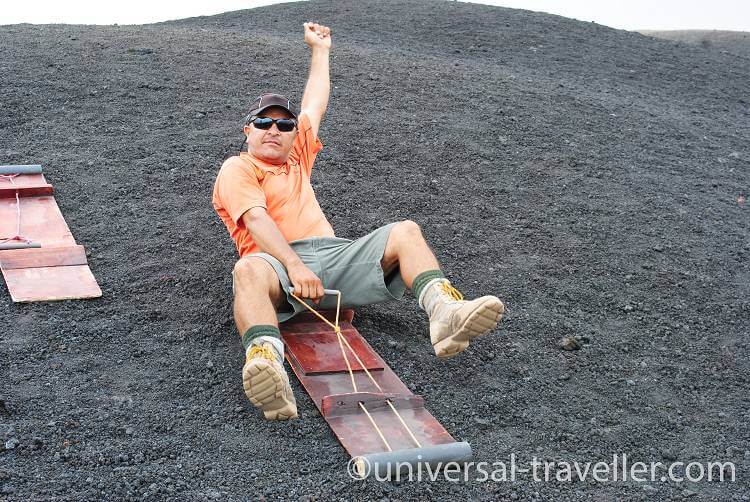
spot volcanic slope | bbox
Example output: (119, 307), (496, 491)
(640, 29), (750, 58)
(0, 0), (748, 500)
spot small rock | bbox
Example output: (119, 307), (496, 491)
(474, 417), (492, 428)
(559, 336), (581, 351)
(127, 48), (154, 55)
(205, 488), (222, 499)
(661, 448), (677, 461)
(642, 484), (657, 492)
(682, 489), (697, 498)
(4, 438), (19, 450)
(206, 360), (214, 369)
(234, 406), (243, 413)
(622, 304), (634, 312)
(387, 339), (398, 348)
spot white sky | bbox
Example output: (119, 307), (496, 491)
(0, 0), (748, 31)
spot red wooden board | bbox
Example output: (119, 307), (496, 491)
(283, 328), (384, 374)
(0, 245), (87, 270)
(0, 170), (101, 302)
(0, 196), (76, 247)
(0, 172), (46, 187)
(280, 312), (458, 458)
(2, 265), (102, 302)
(0, 185), (54, 198)
(323, 395), (456, 457)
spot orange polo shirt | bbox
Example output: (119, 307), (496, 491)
(212, 113), (335, 257)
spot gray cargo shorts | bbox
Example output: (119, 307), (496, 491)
(235, 222), (407, 323)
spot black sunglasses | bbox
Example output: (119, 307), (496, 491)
(247, 116), (298, 132)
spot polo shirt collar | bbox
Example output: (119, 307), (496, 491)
(241, 152), (290, 175)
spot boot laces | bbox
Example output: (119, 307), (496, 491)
(247, 344), (278, 363)
(440, 281), (464, 301)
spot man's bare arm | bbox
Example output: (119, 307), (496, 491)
(242, 207), (324, 301)
(300, 22), (331, 139)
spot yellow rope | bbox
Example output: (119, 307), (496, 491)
(289, 289), (422, 449)
(336, 325), (358, 393)
(334, 326), (384, 393)
(289, 291), (339, 330)
(331, 313), (421, 447)
(359, 402), (392, 451)
(290, 290), (383, 392)
(387, 400), (422, 448)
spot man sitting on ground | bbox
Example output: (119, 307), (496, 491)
(212, 22), (505, 420)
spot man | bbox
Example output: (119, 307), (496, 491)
(212, 22), (505, 421)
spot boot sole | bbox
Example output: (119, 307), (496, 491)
(242, 359), (298, 420)
(433, 297), (505, 359)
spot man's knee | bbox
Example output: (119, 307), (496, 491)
(383, 220), (423, 268)
(233, 257), (278, 292)
(391, 220), (423, 245)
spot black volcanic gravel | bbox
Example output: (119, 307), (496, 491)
(1, 1), (748, 500)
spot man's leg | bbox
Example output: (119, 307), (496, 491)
(381, 220), (505, 358)
(233, 257), (284, 332)
(380, 220), (440, 287)
(232, 257), (297, 420)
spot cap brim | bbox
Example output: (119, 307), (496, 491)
(252, 104), (298, 119)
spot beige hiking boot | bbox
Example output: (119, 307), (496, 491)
(421, 280), (505, 359)
(242, 342), (298, 420)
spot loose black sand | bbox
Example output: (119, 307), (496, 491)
(1, 1), (748, 500)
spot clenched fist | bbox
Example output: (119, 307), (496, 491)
(303, 21), (332, 50)
(287, 261), (325, 304)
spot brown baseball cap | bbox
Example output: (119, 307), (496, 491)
(244, 93), (298, 125)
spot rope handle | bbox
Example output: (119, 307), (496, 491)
(286, 286), (342, 330)
(286, 285), (423, 449)
(286, 286), (341, 297)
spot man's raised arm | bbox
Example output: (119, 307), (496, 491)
(300, 22), (331, 139)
